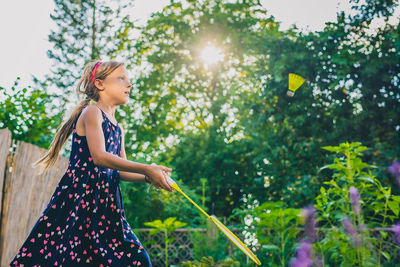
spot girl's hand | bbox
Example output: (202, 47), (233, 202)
(153, 171), (172, 190)
(145, 163), (174, 192)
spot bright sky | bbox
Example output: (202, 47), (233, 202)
(0, 0), (351, 91)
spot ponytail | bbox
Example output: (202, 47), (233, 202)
(32, 98), (91, 175)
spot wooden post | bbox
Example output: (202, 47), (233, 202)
(0, 128), (12, 265)
(0, 129), (68, 266)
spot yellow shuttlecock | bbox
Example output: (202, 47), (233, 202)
(166, 177), (262, 266)
(287, 73), (306, 97)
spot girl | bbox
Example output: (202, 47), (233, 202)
(10, 60), (174, 267)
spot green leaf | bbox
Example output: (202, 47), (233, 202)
(322, 146), (339, 152)
(358, 176), (376, 185)
(355, 146), (368, 153)
(381, 251), (391, 261)
(379, 231), (388, 239)
(388, 201), (399, 216)
(149, 229), (159, 236)
(320, 187), (326, 194)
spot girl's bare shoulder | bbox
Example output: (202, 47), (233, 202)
(81, 104), (103, 125)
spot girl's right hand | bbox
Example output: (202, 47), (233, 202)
(145, 163), (174, 192)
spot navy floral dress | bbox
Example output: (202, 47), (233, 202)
(10, 105), (151, 267)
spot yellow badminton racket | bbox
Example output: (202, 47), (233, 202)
(288, 73), (306, 97)
(166, 177), (262, 266)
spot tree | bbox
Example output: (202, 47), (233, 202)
(244, 0), (400, 207)
(0, 80), (61, 149)
(33, 0), (136, 111)
(123, 0), (279, 218)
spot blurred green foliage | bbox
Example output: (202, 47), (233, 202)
(144, 217), (187, 267)
(0, 79), (62, 148)
(254, 202), (300, 266)
(180, 256), (239, 267)
(314, 142), (400, 266)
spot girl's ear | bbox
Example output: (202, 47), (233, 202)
(94, 79), (105, 91)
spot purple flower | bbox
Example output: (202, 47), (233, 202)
(343, 217), (356, 236)
(290, 241), (313, 267)
(388, 161), (400, 184)
(301, 206), (318, 242)
(349, 186), (361, 215)
(342, 217), (361, 247)
(391, 222), (400, 246)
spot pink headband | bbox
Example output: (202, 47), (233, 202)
(90, 61), (102, 86)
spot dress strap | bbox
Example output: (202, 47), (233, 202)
(95, 105), (119, 127)
(73, 110), (83, 130)
(94, 105), (106, 119)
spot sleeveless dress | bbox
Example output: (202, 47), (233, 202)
(10, 106), (152, 267)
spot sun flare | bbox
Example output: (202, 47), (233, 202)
(200, 44), (224, 68)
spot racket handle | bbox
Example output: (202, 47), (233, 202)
(166, 176), (176, 186)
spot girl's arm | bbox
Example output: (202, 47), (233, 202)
(118, 124), (147, 183)
(119, 171), (147, 183)
(83, 105), (173, 191)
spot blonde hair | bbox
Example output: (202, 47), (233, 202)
(32, 59), (125, 175)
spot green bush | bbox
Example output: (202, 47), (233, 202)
(253, 201), (300, 266)
(314, 142), (400, 266)
(180, 256), (239, 267)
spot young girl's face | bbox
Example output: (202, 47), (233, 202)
(101, 66), (132, 104)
